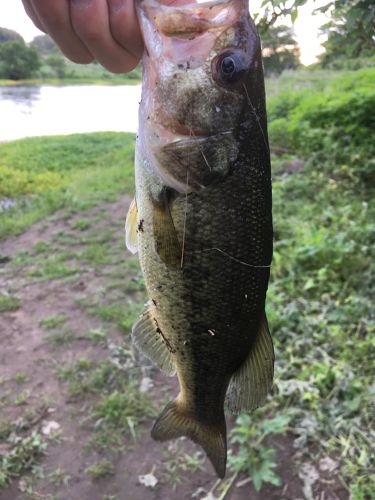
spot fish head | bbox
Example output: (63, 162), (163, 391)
(137, 0), (266, 192)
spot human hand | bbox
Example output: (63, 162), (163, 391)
(21, 0), (143, 72)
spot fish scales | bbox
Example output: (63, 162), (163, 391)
(126, 0), (274, 478)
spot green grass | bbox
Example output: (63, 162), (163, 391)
(40, 314), (67, 330)
(0, 293), (20, 313)
(85, 459), (115, 480)
(48, 329), (76, 348)
(57, 357), (153, 449)
(0, 132), (135, 239)
(226, 67), (375, 498)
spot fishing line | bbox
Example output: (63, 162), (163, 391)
(242, 83), (270, 155)
(202, 247), (272, 268)
(180, 159), (190, 269)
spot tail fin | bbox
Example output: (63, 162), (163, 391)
(151, 400), (227, 478)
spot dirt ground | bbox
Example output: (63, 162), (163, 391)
(0, 198), (347, 500)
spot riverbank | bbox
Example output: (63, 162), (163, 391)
(0, 133), (136, 239)
(0, 76), (141, 87)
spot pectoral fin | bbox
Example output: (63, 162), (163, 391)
(132, 308), (176, 376)
(227, 313), (274, 413)
(125, 198), (138, 254)
(152, 188), (181, 268)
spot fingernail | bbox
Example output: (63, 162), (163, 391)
(108, 0), (125, 14)
(71, 0), (93, 9)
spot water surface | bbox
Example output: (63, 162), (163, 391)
(0, 85), (141, 141)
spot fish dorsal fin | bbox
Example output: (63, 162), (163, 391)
(227, 312), (274, 413)
(152, 189), (181, 268)
(125, 198), (138, 254)
(132, 308), (176, 376)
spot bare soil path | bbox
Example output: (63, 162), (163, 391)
(0, 197), (340, 500)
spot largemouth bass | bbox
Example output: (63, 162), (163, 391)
(126, 0), (273, 478)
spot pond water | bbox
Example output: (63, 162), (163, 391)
(0, 85), (141, 142)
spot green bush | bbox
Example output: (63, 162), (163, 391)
(0, 165), (61, 197)
(268, 68), (375, 186)
(0, 40), (41, 80)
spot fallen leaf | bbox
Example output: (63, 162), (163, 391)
(138, 473), (158, 488)
(319, 456), (339, 473)
(139, 377), (153, 393)
(41, 420), (60, 436)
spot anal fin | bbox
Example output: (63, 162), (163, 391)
(132, 308), (176, 376)
(227, 312), (274, 413)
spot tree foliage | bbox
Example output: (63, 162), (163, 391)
(319, 0), (375, 68)
(260, 24), (300, 75)
(0, 40), (41, 80)
(30, 34), (58, 56)
(254, 0), (375, 69)
(0, 27), (23, 44)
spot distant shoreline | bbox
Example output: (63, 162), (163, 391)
(0, 77), (141, 87)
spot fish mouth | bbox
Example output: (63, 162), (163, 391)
(138, 0), (244, 40)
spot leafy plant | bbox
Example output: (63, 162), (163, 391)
(0, 432), (47, 487)
(228, 413), (290, 491)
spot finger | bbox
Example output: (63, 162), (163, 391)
(30, 0), (93, 64)
(21, 0), (46, 32)
(107, 0), (143, 60)
(70, 0), (140, 73)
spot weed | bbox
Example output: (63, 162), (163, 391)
(0, 293), (20, 313)
(91, 388), (152, 440)
(72, 219), (91, 231)
(28, 253), (78, 280)
(39, 314), (67, 330)
(0, 420), (13, 440)
(85, 328), (107, 344)
(85, 428), (124, 453)
(85, 459), (115, 480)
(32, 241), (50, 254)
(228, 413), (290, 491)
(48, 467), (71, 487)
(13, 391), (30, 406)
(161, 444), (205, 489)
(0, 431), (47, 487)
(14, 372), (28, 384)
(48, 329), (75, 347)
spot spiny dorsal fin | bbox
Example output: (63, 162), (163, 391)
(132, 308), (176, 376)
(125, 198), (138, 254)
(152, 399), (227, 479)
(227, 312), (274, 414)
(152, 188), (181, 268)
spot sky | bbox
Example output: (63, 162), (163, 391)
(0, 0), (330, 65)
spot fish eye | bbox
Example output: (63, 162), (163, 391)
(221, 57), (235, 75)
(212, 50), (247, 87)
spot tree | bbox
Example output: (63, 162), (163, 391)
(46, 54), (67, 78)
(254, 0), (374, 69)
(253, 0), (311, 31)
(0, 40), (41, 80)
(260, 25), (300, 75)
(319, 0), (375, 67)
(31, 34), (58, 56)
(0, 27), (23, 44)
